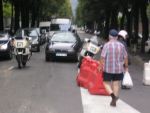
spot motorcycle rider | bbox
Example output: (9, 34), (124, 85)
(118, 30), (131, 89)
(118, 30), (128, 51)
(90, 30), (100, 45)
(78, 30), (100, 70)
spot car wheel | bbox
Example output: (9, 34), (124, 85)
(148, 49), (150, 53)
(7, 51), (13, 60)
(37, 46), (40, 52)
(74, 53), (79, 62)
(45, 54), (50, 62)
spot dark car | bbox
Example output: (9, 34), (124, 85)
(45, 32), (82, 61)
(0, 32), (13, 59)
(15, 28), (41, 52)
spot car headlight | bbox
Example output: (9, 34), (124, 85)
(68, 48), (74, 52)
(145, 42), (148, 46)
(32, 39), (39, 44)
(48, 47), (55, 52)
(0, 43), (8, 50)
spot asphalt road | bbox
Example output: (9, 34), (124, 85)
(0, 31), (150, 113)
(0, 44), (83, 113)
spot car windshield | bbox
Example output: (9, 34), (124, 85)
(51, 32), (76, 43)
(0, 34), (6, 38)
(24, 29), (38, 37)
(15, 29), (22, 37)
(0, 40), (8, 44)
(50, 24), (70, 31)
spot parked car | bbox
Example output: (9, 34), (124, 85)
(137, 33), (150, 53)
(15, 28), (41, 52)
(145, 39), (150, 53)
(45, 32), (82, 61)
(0, 31), (13, 59)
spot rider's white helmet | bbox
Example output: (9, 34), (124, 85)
(118, 30), (128, 39)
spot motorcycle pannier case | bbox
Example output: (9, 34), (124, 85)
(14, 39), (28, 48)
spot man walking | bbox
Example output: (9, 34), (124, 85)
(99, 29), (128, 107)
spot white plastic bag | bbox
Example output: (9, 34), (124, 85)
(122, 71), (133, 88)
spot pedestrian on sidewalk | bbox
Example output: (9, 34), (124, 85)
(118, 30), (128, 51)
(118, 30), (131, 89)
(98, 29), (128, 107)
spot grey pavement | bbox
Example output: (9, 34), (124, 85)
(78, 30), (150, 113)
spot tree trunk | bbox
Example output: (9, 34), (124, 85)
(140, 0), (149, 53)
(110, 6), (118, 30)
(104, 9), (111, 39)
(0, 0), (4, 31)
(21, 0), (29, 28)
(120, 11), (125, 29)
(126, 9), (133, 47)
(14, 0), (20, 32)
(10, 1), (14, 34)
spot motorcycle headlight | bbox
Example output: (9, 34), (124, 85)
(48, 47), (55, 52)
(32, 39), (38, 44)
(68, 48), (74, 52)
(0, 43), (8, 50)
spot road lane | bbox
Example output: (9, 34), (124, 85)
(0, 45), (83, 113)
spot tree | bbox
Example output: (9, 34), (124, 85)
(0, 0), (4, 31)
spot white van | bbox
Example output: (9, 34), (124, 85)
(39, 21), (51, 33)
(50, 18), (71, 31)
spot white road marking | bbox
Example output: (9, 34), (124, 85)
(80, 88), (141, 113)
(8, 66), (14, 71)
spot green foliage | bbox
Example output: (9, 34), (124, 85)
(147, 3), (150, 20)
(40, 0), (72, 19)
(58, 0), (72, 18)
(3, 2), (11, 17)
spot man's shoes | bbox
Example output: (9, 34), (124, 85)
(110, 97), (119, 107)
(121, 85), (130, 89)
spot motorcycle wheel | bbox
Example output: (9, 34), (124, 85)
(22, 55), (28, 67)
(16, 55), (22, 69)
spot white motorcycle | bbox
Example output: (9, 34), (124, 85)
(78, 38), (101, 68)
(13, 37), (32, 69)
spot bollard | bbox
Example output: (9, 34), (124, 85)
(143, 61), (150, 85)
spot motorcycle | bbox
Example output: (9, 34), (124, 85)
(78, 38), (102, 68)
(13, 37), (32, 69)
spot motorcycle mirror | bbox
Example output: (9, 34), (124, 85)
(28, 37), (32, 41)
(84, 38), (89, 42)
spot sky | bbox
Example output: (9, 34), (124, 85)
(70, 0), (78, 17)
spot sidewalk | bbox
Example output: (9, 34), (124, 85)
(81, 88), (141, 113)
(128, 49), (150, 68)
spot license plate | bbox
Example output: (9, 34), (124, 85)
(17, 42), (23, 48)
(56, 53), (67, 56)
(18, 52), (23, 54)
(89, 47), (97, 53)
(80, 49), (86, 56)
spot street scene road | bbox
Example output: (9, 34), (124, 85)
(0, 31), (150, 113)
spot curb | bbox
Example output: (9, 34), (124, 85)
(130, 55), (144, 68)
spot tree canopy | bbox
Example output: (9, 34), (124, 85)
(0, 0), (72, 31)
(76, 0), (150, 52)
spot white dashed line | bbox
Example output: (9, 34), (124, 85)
(81, 88), (141, 113)
(8, 66), (14, 71)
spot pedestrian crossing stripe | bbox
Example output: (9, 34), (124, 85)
(80, 88), (141, 113)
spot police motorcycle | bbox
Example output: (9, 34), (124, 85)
(13, 37), (32, 69)
(78, 31), (102, 69)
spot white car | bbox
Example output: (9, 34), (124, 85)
(145, 39), (150, 53)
